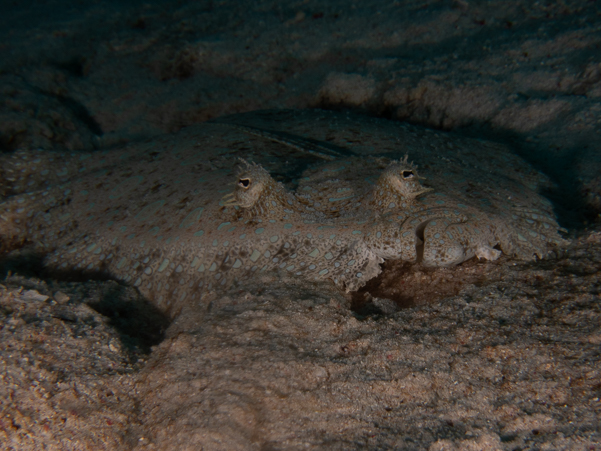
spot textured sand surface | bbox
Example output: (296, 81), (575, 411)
(1, 0), (600, 219)
(1, 0), (600, 449)
(2, 233), (600, 449)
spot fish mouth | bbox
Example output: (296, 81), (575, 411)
(414, 220), (427, 263)
(220, 192), (238, 206)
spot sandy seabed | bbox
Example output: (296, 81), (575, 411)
(1, 0), (600, 449)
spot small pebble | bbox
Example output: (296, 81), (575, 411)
(21, 290), (49, 302)
(53, 291), (71, 304)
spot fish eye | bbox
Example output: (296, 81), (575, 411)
(238, 178), (251, 189)
(401, 170), (414, 179)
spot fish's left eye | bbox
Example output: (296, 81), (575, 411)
(238, 178), (251, 189)
(402, 170), (414, 179)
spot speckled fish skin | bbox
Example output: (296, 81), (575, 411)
(0, 109), (568, 314)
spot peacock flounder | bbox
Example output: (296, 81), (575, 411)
(0, 109), (568, 314)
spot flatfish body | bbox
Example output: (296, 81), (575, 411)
(0, 110), (567, 314)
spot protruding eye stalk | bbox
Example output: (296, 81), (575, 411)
(402, 170), (414, 179)
(222, 159), (274, 208)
